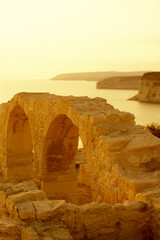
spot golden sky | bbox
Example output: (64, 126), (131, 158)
(0, 0), (160, 79)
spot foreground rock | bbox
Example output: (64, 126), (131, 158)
(96, 76), (141, 90)
(0, 180), (153, 240)
(130, 72), (160, 103)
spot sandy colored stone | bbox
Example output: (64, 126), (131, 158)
(0, 92), (160, 239)
(0, 219), (20, 240)
(0, 219), (20, 235)
(0, 236), (19, 240)
(0, 191), (7, 208)
(21, 227), (40, 240)
(52, 228), (73, 240)
(0, 92), (159, 205)
(6, 190), (46, 215)
(64, 203), (84, 235)
(81, 202), (150, 240)
(17, 201), (36, 219)
(33, 199), (67, 220)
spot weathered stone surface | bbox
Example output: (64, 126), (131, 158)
(52, 228), (73, 240)
(21, 227), (40, 240)
(140, 157), (160, 172)
(0, 219), (20, 235)
(0, 219), (20, 240)
(131, 72), (160, 103)
(17, 202), (36, 219)
(0, 92), (160, 205)
(81, 202), (150, 240)
(6, 190), (46, 215)
(0, 180), (155, 240)
(0, 93), (160, 239)
(63, 203), (84, 239)
(0, 191), (7, 208)
(82, 203), (118, 239)
(32, 200), (67, 220)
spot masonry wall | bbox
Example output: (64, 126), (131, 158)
(0, 93), (160, 206)
(0, 180), (151, 240)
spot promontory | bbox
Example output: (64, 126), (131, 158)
(51, 71), (144, 81)
(130, 72), (160, 103)
(96, 76), (141, 90)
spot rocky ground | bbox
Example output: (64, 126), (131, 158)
(0, 179), (157, 240)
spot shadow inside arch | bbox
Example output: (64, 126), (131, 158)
(41, 114), (92, 205)
(6, 105), (33, 181)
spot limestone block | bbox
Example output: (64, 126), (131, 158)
(151, 197), (160, 211)
(123, 200), (148, 211)
(6, 190), (46, 215)
(135, 187), (160, 205)
(17, 202), (36, 219)
(10, 180), (38, 192)
(0, 236), (19, 240)
(21, 227), (40, 240)
(81, 203), (118, 239)
(4, 181), (38, 199)
(140, 157), (160, 172)
(64, 203), (84, 234)
(77, 164), (90, 186)
(113, 202), (149, 222)
(0, 220), (20, 235)
(32, 200), (67, 220)
(151, 198), (160, 240)
(0, 191), (7, 208)
(124, 134), (160, 152)
(78, 183), (92, 205)
(101, 135), (131, 150)
(52, 228), (73, 240)
(112, 203), (150, 240)
(42, 236), (53, 240)
(118, 221), (150, 240)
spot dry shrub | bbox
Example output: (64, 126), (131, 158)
(146, 123), (160, 138)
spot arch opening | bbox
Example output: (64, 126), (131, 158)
(43, 114), (79, 174)
(42, 114), (92, 204)
(6, 105), (33, 181)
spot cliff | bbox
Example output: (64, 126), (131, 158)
(51, 71), (144, 81)
(130, 72), (160, 103)
(96, 76), (141, 90)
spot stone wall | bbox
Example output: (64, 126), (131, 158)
(0, 93), (160, 238)
(0, 180), (151, 240)
(131, 72), (160, 103)
(0, 93), (160, 205)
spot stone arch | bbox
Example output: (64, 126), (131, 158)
(42, 114), (79, 174)
(41, 114), (80, 203)
(6, 105), (33, 181)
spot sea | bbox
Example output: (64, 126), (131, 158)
(0, 79), (160, 126)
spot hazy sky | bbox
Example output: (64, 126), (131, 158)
(0, 0), (160, 79)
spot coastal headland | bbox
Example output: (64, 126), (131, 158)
(52, 71), (144, 81)
(130, 72), (160, 103)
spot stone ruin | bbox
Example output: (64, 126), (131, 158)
(0, 92), (160, 239)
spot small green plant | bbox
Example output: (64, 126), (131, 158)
(146, 123), (160, 138)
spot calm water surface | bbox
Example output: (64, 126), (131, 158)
(0, 79), (160, 126)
